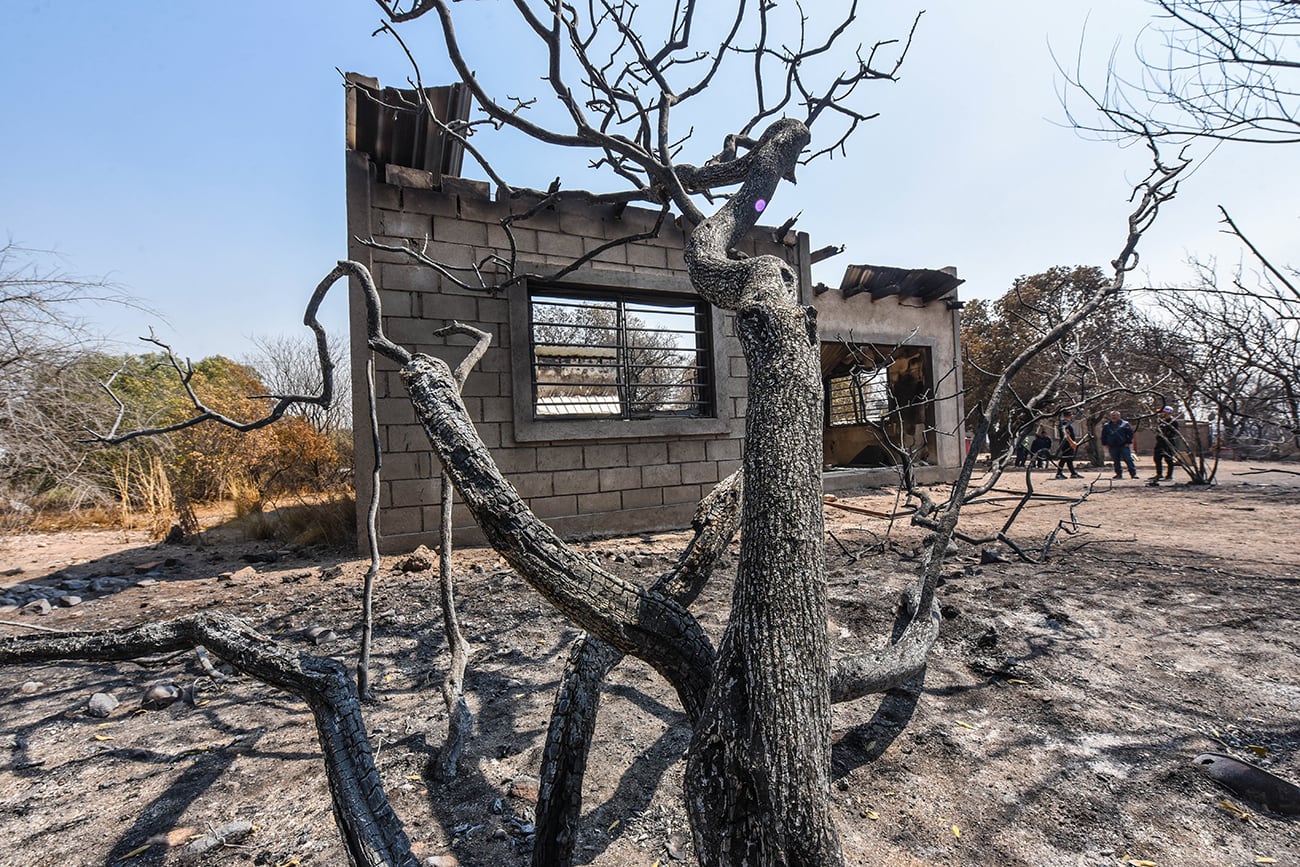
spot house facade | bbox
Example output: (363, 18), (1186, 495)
(344, 77), (966, 551)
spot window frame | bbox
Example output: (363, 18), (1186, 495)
(508, 272), (737, 442)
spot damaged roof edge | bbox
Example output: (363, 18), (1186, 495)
(837, 264), (964, 306)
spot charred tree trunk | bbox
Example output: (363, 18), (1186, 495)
(0, 613), (415, 867)
(681, 118), (844, 866)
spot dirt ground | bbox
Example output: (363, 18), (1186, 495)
(0, 459), (1297, 866)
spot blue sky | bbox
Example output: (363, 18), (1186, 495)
(4, 2), (1296, 360)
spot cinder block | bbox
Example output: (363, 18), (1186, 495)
(583, 237), (627, 264)
(475, 422), (502, 449)
(387, 424), (429, 453)
(583, 444), (629, 468)
(528, 494), (578, 519)
(553, 469), (600, 496)
(621, 488), (663, 510)
(479, 396), (512, 423)
(372, 184), (402, 210)
(599, 466), (642, 491)
(577, 491), (622, 513)
(626, 242), (669, 269)
(380, 210), (433, 240)
(512, 472), (554, 499)
(729, 356), (748, 378)
(381, 506), (423, 536)
(385, 164), (435, 189)
(433, 215), (488, 246)
(537, 446), (585, 471)
(382, 263), (436, 293)
(534, 230), (585, 260)
(493, 447), (538, 474)
(668, 440), (707, 463)
(627, 442), (668, 466)
(376, 397), (417, 426)
(680, 461), (719, 484)
(400, 187), (461, 218)
(661, 484), (703, 505)
(716, 459), (742, 479)
(422, 292), (479, 322)
(391, 477), (441, 507)
(488, 223), (537, 253)
(641, 463), (682, 488)
(706, 438), (742, 462)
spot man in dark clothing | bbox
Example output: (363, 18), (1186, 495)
(1152, 406), (1179, 480)
(1031, 431), (1052, 468)
(1101, 410), (1138, 479)
(1054, 410), (1083, 479)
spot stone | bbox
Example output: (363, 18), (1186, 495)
(305, 626), (338, 645)
(18, 681), (43, 695)
(141, 682), (182, 710)
(60, 579), (90, 591)
(396, 545), (436, 573)
(57, 595), (82, 607)
(222, 566), (258, 584)
(135, 578), (158, 587)
(980, 545), (1009, 565)
(508, 775), (541, 802)
(91, 576), (130, 593)
(425, 855), (460, 867)
(86, 692), (119, 718)
(21, 598), (51, 616)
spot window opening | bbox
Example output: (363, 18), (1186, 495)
(827, 368), (889, 426)
(530, 291), (713, 419)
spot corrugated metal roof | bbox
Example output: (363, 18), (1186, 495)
(837, 264), (963, 305)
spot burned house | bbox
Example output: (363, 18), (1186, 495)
(344, 77), (966, 551)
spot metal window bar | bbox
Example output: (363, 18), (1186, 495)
(530, 292), (713, 419)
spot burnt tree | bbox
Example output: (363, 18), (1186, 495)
(0, 2), (1191, 865)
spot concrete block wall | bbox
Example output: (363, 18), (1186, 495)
(346, 153), (800, 551)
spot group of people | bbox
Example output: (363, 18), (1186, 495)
(1012, 406), (1181, 481)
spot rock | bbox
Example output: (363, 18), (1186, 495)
(508, 775), (541, 802)
(240, 551), (279, 564)
(667, 832), (688, 860)
(86, 692), (120, 718)
(134, 561), (164, 574)
(305, 626), (338, 645)
(135, 578), (158, 587)
(180, 820), (254, 862)
(90, 576), (129, 593)
(221, 566), (258, 584)
(1, 566), (24, 577)
(940, 604), (961, 620)
(60, 578), (90, 591)
(21, 598), (51, 616)
(18, 681), (43, 695)
(980, 545), (1009, 565)
(57, 595), (82, 607)
(0, 596), (20, 608)
(142, 682), (182, 710)
(425, 855), (460, 867)
(396, 545), (437, 573)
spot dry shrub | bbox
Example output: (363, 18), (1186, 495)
(233, 493), (356, 547)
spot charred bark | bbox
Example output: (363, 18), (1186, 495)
(0, 613), (415, 867)
(399, 354), (716, 720)
(679, 118), (844, 867)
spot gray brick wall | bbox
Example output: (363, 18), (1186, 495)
(347, 155), (802, 551)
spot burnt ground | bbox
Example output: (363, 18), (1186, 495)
(0, 461), (1297, 866)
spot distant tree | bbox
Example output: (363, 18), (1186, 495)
(962, 265), (1151, 459)
(247, 333), (352, 435)
(0, 243), (140, 509)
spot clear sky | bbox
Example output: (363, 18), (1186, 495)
(4, 2), (1296, 361)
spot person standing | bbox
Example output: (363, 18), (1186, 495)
(1152, 406), (1179, 480)
(1101, 410), (1138, 479)
(1054, 409), (1083, 479)
(1031, 429), (1052, 468)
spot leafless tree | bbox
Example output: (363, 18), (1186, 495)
(1064, 0), (1300, 144)
(246, 332), (353, 435)
(0, 4), (1190, 866)
(0, 242), (144, 509)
